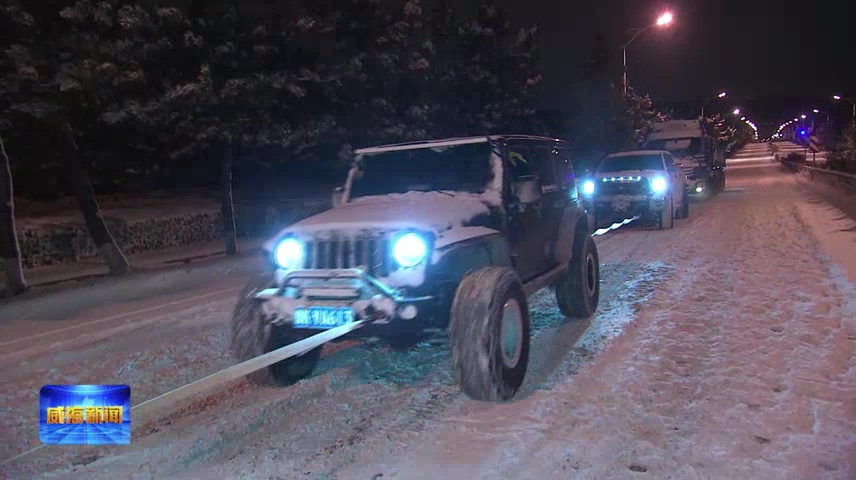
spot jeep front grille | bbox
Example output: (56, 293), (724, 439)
(303, 235), (390, 277)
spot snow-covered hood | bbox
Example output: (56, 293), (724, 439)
(263, 191), (498, 251)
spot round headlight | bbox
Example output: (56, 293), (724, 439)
(582, 180), (595, 195)
(273, 238), (304, 269)
(392, 233), (428, 268)
(650, 177), (668, 194)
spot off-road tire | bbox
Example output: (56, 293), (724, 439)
(230, 273), (321, 385)
(450, 267), (530, 402)
(555, 232), (600, 318)
(676, 190), (690, 219)
(659, 195), (674, 229)
(386, 332), (423, 351)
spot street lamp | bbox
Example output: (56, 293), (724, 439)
(833, 94), (856, 125)
(622, 11), (674, 95)
(733, 108), (741, 115)
(701, 91), (727, 118)
(800, 114), (806, 119)
(812, 108), (830, 122)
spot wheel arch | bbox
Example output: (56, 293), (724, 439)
(553, 209), (590, 265)
(429, 230), (512, 285)
(422, 230), (512, 320)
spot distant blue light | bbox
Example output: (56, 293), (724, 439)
(799, 129), (806, 135)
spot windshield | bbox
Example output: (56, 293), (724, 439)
(645, 137), (701, 156)
(348, 142), (494, 199)
(598, 154), (664, 173)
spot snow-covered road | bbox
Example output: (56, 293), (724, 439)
(2, 142), (854, 479)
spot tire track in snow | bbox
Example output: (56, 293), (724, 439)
(475, 194), (743, 479)
(308, 231), (686, 478)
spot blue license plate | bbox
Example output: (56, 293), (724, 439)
(292, 306), (355, 329)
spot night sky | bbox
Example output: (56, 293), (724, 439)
(500, 0), (855, 129)
(236, 0), (854, 134)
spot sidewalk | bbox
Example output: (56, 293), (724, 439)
(1, 235), (268, 294)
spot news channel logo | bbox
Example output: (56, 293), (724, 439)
(39, 384), (131, 445)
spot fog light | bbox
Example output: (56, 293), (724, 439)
(398, 304), (417, 320)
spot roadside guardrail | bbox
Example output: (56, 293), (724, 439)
(775, 153), (856, 192)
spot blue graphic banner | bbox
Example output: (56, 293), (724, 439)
(39, 384), (131, 445)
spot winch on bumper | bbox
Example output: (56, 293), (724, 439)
(595, 194), (667, 222)
(252, 268), (434, 330)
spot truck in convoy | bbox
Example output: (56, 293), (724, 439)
(642, 119), (725, 196)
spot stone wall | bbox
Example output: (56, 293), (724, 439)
(5, 197), (331, 269)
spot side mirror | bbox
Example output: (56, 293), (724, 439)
(513, 176), (541, 204)
(331, 186), (344, 208)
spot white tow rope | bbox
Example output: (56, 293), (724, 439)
(591, 215), (642, 237)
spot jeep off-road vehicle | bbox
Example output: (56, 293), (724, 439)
(581, 150), (689, 230)
(230, 135), (601, 402)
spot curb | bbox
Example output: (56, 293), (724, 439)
(1, 243), (266, 299)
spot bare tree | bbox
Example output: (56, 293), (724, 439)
(0, 136), (28, 295)
(60, 126), (130, 275)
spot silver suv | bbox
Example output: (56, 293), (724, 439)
(581, 150), (689, 230)
(231, 135), (601, 401)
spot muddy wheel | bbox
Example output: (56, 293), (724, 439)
(450, 267), (530, 402)
(386, 332), (422, 351)
(230, 274), (321, 386)
(555, 232), (600, 318)
(659, 195), (674, 230)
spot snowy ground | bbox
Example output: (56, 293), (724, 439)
(1, 143), (854, 479)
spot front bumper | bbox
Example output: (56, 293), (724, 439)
(253, 268), (435, 329)
(594, 194), (666, 220)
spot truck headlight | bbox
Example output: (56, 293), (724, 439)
(650, 176), (668, 194)
(392, 233), (428, 268)
(273, 237), (304, 269)
(582, 180), (595, 195)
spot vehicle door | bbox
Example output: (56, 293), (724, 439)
(504, 140), (549, 281)
(531, 141), (568, 271)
